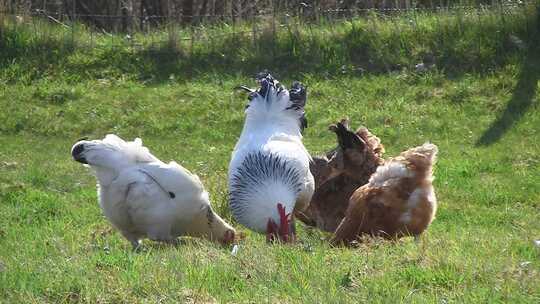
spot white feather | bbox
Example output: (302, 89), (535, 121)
(73, 135), (234, 246)
(399, 185), (437, 224)
(368, 162), (412, 188)
(228, 78), (314, 233)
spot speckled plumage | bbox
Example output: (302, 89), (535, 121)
(228, 73), (314, 235)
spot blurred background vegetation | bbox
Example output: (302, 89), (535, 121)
(0, 0), (537, 84)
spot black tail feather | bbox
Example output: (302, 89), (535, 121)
(330, 120), (365, 150)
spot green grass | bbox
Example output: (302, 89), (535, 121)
(0, 3), (537, 83)
(1, 6), (540, 303)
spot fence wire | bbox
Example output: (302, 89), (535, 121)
(0, 1), (535, 54)
(0, 2), (529, 19)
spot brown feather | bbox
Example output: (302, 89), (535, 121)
(298, 119), (385, 232)
(331, 143), (438, 246)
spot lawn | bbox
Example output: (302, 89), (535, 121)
(1, 6), (540, 303)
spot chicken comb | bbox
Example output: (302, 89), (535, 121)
(277, 203), (291, 240)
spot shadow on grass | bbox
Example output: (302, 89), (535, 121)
(2, 9), (538, 85)
(475, 45), (540, 146)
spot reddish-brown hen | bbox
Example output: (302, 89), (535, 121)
(297, 119), (385, 232)
(330, 143), (438, 246)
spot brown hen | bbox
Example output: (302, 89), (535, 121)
(330, 143), (438, 246)
(297, 119), (385, 232)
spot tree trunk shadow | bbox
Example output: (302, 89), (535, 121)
(476, 43), (539, 146)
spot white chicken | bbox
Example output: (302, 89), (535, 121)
(228, 73), (314, 242)
(71, 135), (236, 249)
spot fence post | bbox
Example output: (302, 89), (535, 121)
(166, 0), (178, 51)
(252, 11), (257, 50)
(271, 0), (276, 61)
(190, 25), (194, 57)
(120, 0), (134, 36)
(475, 4), (482, 64)
(71, 0), (75, 46)
(232, 0), (236, 45)
(497, 0), (506, 29)
(0, 0), (4, 39)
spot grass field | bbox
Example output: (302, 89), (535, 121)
(1, 5), (540, 303)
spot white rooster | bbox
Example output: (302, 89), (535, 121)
(229, 73), (314, 242)
(71, 135), (236, 249)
